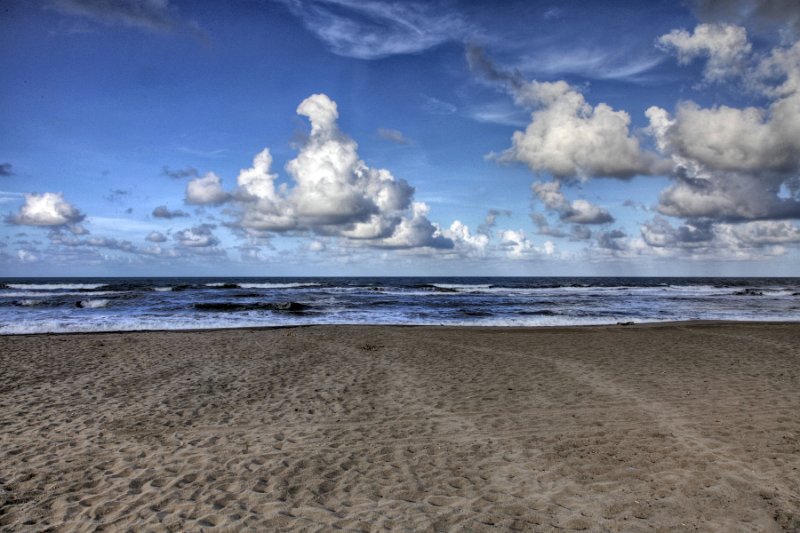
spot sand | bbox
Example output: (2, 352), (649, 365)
(0, 322), (798, 532)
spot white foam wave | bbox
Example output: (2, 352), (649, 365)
(16, 299), (43, 307)
(78, 299), (110, 309)
(1, 312), (798, 334)
(432, 284), (493, 290)
(1, 290), (122, 298)
(6, 283), (108, 290)
(238, 282), (321, 289)
(153, 287), (173, 292)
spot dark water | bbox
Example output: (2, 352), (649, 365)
(1, 277), (799, 334)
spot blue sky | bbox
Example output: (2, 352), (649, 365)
(1, 0), (799, 276)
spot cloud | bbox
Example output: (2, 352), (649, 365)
(375, 202), (453, 249)
(691, 0), (800, 38)
(646, 37), (800, 221)
(519, 47), (664, 82)
(279, 0), (471, 59)
(104, 188), (130, 203)
(477, 208), (511, 235)
(174, 224), (219, 247)
(162, 166), (199, 179)
(597, 229), (628, 251)
(152, 205), (189, 219)
(68, 223), (89, 235)
(421, 94), (457, 115)
(146, 231), (167, 243)
(0, 163), (13, 177)
(48, 228), (148, 254)
(0, 191), (25, 205)
(377, 128), (410, 144)
(730, 220), (800, 244)
(499, 81), (658, 179)
(444, 220), (489, 256)
(84, 236), (139, 253)
(569, 224), (593, 241)
(49, 0), (208, 40)
(641, 216), (715, 248)
(185, 172), (230, 205)
(7, 192), (85, 227)
(468, 47), (660, 180)
(175, 146), (228, 158)
(463, 100), (529, 127)
(640, 216), (800, 258)
(500, 230), (536, 259)
(230, 94), (448, 250)
(542, 7), (562, 20)
(17, 249), (38, 263)
(657, 23), (752, 82)
(530, 212), (567, 238)
(532, 181), (614, 224)
(287, 94), (413, 227)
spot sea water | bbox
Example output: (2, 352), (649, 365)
(1, 277), (799, 334)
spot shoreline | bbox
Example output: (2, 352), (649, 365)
(4, 318), (800, 337)
(2, 322), (799, 530)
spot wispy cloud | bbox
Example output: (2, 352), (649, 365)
(88, 216), (163, 233)
(463, 100), (529, 127)
(175, 146), (228, 158)
(0, 191), (25, 204)
(104, 188), (130, 203)
(377, 128), (411, 144)
(49, 0), (209, 41)
(162, 166), (199, 179)
(518, 47), (665, 82)
(420, 94), (457, 115)
(278, 0), (474, 59)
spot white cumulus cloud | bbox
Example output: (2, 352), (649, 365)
(646, 38), (800, 221)
(8, 192), (85, 227)
(185, 172), (230, 205)
(231, 94), (449, 249)
(657, 23), (752, 82)
(468, 47), (659, 180)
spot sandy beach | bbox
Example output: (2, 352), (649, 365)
(1, 322), (798, 532)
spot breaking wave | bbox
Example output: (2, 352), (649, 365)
(5, 283), (108, 290)
(193, 301), (311, 312)
(77, 299), (110, 309)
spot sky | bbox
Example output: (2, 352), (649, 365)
(1, 0), (800, 276)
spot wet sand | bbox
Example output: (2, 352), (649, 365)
(1, 322), (799, 532)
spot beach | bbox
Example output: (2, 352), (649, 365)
(1, 322), (798, 532)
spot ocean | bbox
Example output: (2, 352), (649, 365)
(1, 277), (799, 334)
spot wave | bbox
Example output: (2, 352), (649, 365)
(413, 284), (460, 293)
(1, 290), (123, 298)
(238, 282), (322, 289)
(152, 287), (173, 292)
(518, 309), (558, 316)
(5, 283), (108, 290)
(14, 299), (48, 307)
(202, 282), (322, 289)
(432, 283), (493, 290)
(457, 308), (493, 317)
(77, 299), (110, 309)
(193, 301), (311, 312)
